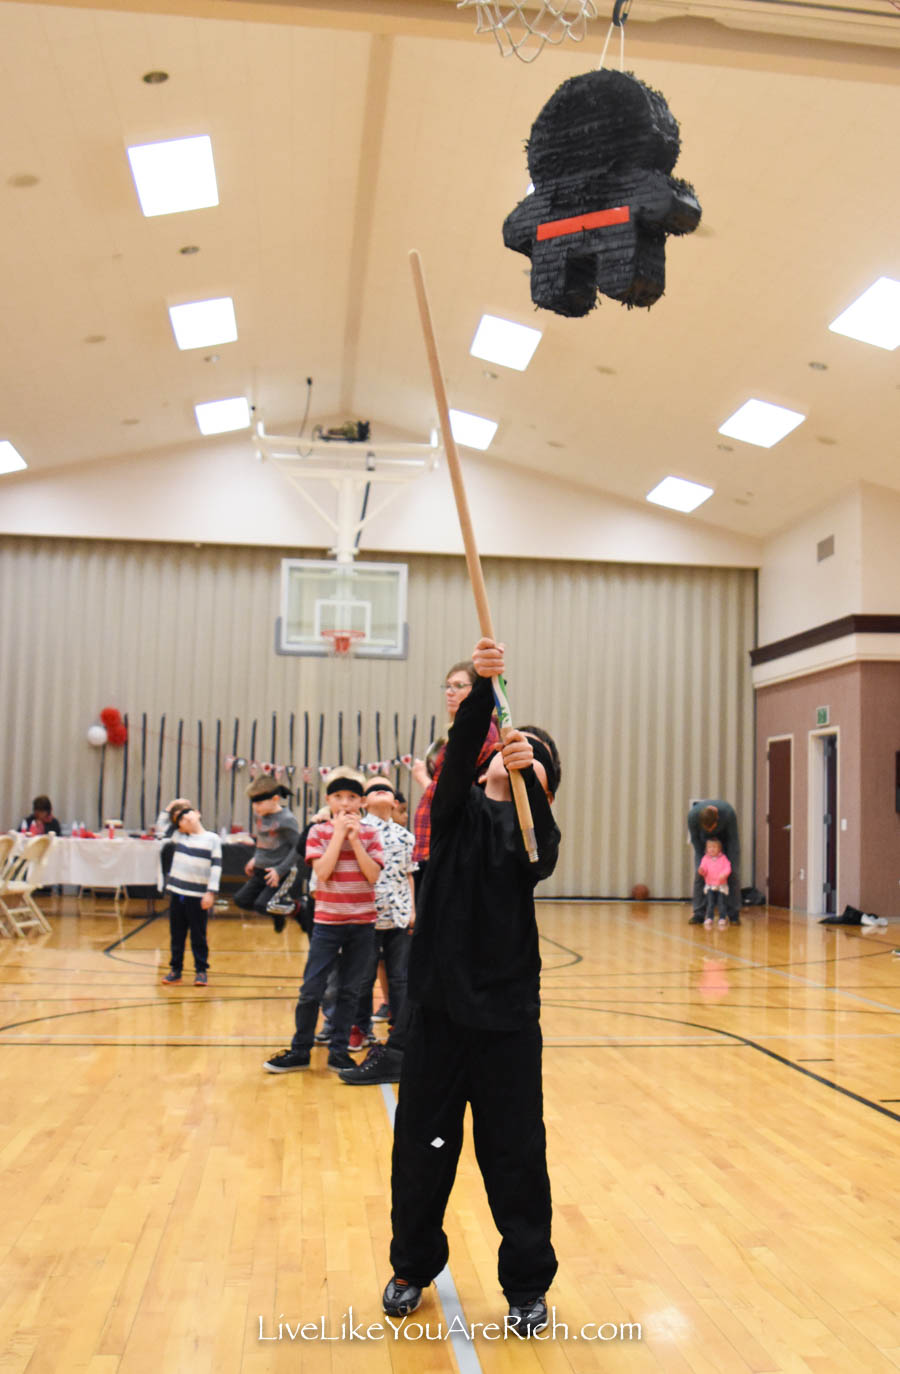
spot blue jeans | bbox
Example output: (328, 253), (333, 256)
(290, 923), (375, 1055)
(355, 926), (411, 1033)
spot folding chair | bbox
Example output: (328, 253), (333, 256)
(0, 835), (17, 937)
(0, 834), (55, 936)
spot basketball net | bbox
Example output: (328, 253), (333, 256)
(457, 0), (598, 63)
(321, 629), (365, 662)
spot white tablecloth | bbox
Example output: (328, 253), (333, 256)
(37, 837), (163, 889)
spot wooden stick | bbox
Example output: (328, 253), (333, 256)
(409, 249), (538, 861)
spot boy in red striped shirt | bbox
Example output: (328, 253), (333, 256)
(264, 767), (383, 1075)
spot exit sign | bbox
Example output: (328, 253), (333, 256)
(816, 705), (830, 726)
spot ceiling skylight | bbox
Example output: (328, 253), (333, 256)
(646, 476), (713, 513)
(127, 135), (219, 217)
(169, 298), (238, 351)
(717, 399), (805, 449)
(449, 409), (498, 451)
(194, 397), (251, 436)
(470, 315), (542, 372)
(828, 277), (900, 351)
(0, 440), (27, 475)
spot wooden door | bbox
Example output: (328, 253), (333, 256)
(767, 738), (792, 908)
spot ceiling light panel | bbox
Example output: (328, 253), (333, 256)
(0, 440), (27, 475)
(646, 476), (713, 513)
(828, 277), (900, 351)
(169, 298), (238, 351)
(127, 135), (219, 217)
(470, 315), (542, 371)
(717, 399), (805, 449)
(449, 408), (498, 451)
(194, 397), (251, 435)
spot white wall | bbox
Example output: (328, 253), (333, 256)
(758, 486), (863, 644)
(0, 436), (761, 569)
(758, 482), (900, 646)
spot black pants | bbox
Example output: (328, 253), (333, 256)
(233, 867), (275, 916)
(705, 887), (728, 920)
(168, 893), (209, 973)
(390, 1006), (557, 1305)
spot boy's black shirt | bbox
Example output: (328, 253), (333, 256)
(407, 674), (560, 1032)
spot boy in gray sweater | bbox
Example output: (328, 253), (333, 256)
(233, 776), (300, 921)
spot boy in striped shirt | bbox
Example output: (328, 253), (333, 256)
(161, 806), (222, 987)
(264, 767), (383, 1074)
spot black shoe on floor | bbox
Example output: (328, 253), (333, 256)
(382, 1276), (423, 1318)
(688, 914), (705, 925)
(272, 911), (286, 933)
(327, 1050), (357, 1073)
(263, 1049), (310, 1073)
(506, 1295), (548, 1337)
(339, 1044), (403, 1086)
(729, 915), (742, 925)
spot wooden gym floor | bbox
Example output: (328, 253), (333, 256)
(2, 898), (900, 1374)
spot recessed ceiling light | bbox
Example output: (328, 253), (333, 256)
(646, 476), (713, 513)
(449, 408), (497, 451)
(470, 314), (542, 372)
(142, 70), (169, 84)
(0, 440), (27, 474)
(169, 297), (237, 350)
(828, 277), (900, 351)
(194, 396), (251, 436)
(127, 135), (218, 217)
(7, 173), (39, 189)
(179, 244), (200, 255)
(718, 399), (805, 449)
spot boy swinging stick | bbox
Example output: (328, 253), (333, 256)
(378, 254), (563, 1335)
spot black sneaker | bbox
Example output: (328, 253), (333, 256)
(372, 1002), (391, 1022)
(313, 1027), (332, 1045)
(339, 1044), (403, 1085)
(688, 914), (705, 925)
(263, 1049), (310, 1073)
(729, 915), (742, 926)
(327, 1050), (357, 1073)
(272, 911), (287, 934)
(382, 1276), (423, 1318)
(506, 1295), (548, 1337)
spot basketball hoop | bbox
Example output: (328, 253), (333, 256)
(457, 0), (598, 62)
(321, 629), (366, 659)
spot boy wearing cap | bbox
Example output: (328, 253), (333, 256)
(233, 777), (301, 920)
(264, 767), (383, 1074)
(381, 637), (562, 1338)
(161, 806), (222, 987)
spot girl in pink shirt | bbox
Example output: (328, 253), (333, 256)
(698, 839), (732, 930)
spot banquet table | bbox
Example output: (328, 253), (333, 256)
(12, 836), (164, 905)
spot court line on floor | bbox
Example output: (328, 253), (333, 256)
(378, 1084), (482, 1374)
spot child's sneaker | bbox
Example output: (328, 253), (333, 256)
(267, 866), (298, 933)
(161, 969), (182, 984)
(703, 917), (713, 930)
(313, 1026), (332, 1045)
(194, 970), (208, 986)
(718, 916), (728, 929)
(339, 1044), (403, 1085)
(348, 1025), (365, 1050)
(372, 1003), (391, 1022)
(327, 1050), (357, 1073)
(264, 1049), (310, 1073)
(382, 1276), (423, 1317)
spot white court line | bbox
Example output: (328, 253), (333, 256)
(614, 916), (900, 1018)
(380, 1084), (483, 1374)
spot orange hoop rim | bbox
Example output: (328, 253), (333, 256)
(321, 628), (366, 657)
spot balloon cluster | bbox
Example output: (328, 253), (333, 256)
(86, 706), (128, 748)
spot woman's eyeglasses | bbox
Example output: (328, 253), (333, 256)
(443, 682), (470, 694)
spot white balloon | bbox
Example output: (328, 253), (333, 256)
(87, 723), (108, 747)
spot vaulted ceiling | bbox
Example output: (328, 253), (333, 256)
(1, 0), (898, 539)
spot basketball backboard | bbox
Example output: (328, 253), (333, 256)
(276, 559), (408, 659)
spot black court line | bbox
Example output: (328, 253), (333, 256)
(543, 1001), (900, 1126)
(0, 994), (297, 1037)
